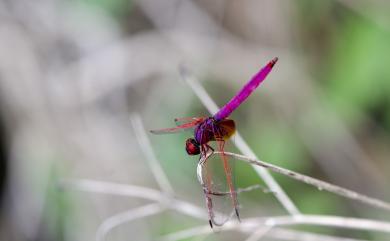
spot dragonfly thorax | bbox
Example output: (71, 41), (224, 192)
(194, 117), (218, 145)
(186, 117), (217, 156)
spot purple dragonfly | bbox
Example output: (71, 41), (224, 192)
(151, 57), (278, 227)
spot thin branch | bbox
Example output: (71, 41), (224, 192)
(96, 203), (165, 241)
(179, 65), (300, 215)
(159, 214), (390, 241)
(261, 215), (390, 233)
(214, 152), (390, 212)
(158, 224), (220, 241)
(130, 113), (175, 195)
(60, 179), (165, 201)
(267, 227), (367, 241)
(59, 179), (207, 220)
(159, 226), (364, 241)
(244, 226), (272, 241)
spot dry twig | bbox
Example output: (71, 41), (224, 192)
(213, 151), (390, 211)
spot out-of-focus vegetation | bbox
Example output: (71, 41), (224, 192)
(1, 0), (390, 240)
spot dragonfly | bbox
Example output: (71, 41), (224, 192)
(151, 57), (278, 227)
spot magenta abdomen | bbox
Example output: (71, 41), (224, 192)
(213, 57), (278, 121)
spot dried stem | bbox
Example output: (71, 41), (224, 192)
(62, 107), (390, 240)
(96, 203), (165, 241)
(215, 151), (390, 212)
(159, 214), (390, 241)
(59, 179), (207, 220)
(266, 228), (366, 241)
(244, 226), (272, 241)
(130, 113), (175, 195)
(60, 178), (390, 240)
(180, 65), (300, 215)
(262, 215), (390, 232)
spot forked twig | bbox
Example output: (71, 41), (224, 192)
(61, 105), (390, 240)
(61, 178), (390, 241)
(59, 179), (207, 220)
(215, 151), (390, 211)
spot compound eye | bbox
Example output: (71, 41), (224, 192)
(185, 138), (200, 155)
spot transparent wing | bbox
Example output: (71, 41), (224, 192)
(174, 116), (207, 126)
(198, 151), (268, 227)
(216, 139), (240, 222)
(214, 121), (239, 222)
(198, 152), (234, 226)
(150, 126), (194, 135)
(150, 117), (205, 135)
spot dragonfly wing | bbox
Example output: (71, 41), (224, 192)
(150, 118), (204, 135)
(198, 152), (235, 226)
(174, 117), (206, 126)
(198, 150), (269, 226)
(216, 139), (240, 222)
(150, 126), (194, 135)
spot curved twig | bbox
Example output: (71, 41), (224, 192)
(159, 214), (390, 241)
(96, 203), (165, 241)
(215, 151), (390, 212)
(59, 179), (207, 220)
(130, 113), (175, 195)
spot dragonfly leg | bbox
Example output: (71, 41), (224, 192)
(207, 144), (214, 153)
(235, 207), (241, 222)
(200, 145), (207, 157)
(200, 144), (214, 157)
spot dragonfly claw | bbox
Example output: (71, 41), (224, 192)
(209, 219), (213, 228)
(235, 207), (241, 222)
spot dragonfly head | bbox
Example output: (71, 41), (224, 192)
(185, 138), (200, 155)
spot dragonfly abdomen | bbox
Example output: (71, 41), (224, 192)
(213, 57), (278, 121)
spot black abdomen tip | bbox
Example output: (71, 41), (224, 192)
(269, 57), (278, 67)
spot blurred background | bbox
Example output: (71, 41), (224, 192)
(1, 0), (390, 240)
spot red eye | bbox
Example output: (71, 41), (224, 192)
(185, 138), (200, 155)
